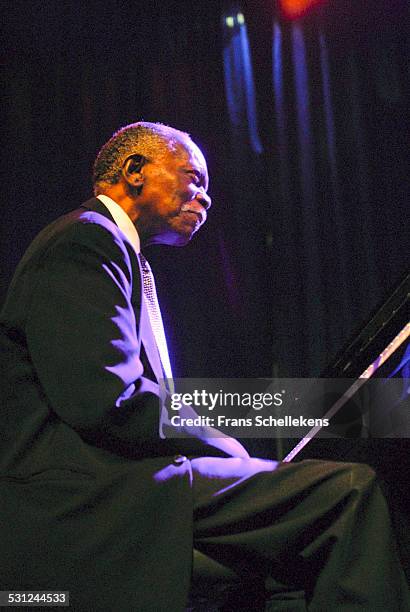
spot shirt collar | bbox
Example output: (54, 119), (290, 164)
(97, 194), (140, 254)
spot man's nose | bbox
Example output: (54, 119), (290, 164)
(195, 190), (212, 211)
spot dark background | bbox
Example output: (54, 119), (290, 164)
(2, 0), (409, 379)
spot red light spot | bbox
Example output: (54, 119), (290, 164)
(280, 0), (323, 19)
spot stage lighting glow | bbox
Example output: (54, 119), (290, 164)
(280, 0), (323, 19)
(225, 14), (245, 28)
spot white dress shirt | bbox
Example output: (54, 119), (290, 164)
(97, 194), (141, 254)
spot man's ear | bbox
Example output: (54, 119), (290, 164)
(122, 155), (146, 191)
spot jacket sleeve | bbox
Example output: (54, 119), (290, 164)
(25, 220), (164, 450)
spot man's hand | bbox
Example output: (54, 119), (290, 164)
(198, 424), (250, 459)
(161, 399), (249, 459)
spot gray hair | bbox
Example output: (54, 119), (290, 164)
(93, 121), (190, 194)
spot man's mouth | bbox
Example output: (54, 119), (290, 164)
(180, 205), (206, 225)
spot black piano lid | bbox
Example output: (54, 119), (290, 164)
(322, 271), (410, 379)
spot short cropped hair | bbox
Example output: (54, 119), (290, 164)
(93, 121), (190, 194)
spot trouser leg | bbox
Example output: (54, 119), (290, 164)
(191, 458), (410, 610)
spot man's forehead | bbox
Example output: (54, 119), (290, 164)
(178, 138), (206, 166)
(177, 138), (208, 179)
(151, 133), (209, 187)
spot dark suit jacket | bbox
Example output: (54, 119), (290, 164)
(0, 198), (208, 611)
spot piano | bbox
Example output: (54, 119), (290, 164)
(285, 271), (410, 578)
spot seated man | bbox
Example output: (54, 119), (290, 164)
(0, 122), (408, 611)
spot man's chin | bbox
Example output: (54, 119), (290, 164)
(145, 230), (194, 247)
(167, 231), (194, 247)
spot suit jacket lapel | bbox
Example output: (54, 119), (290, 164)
(80, 197), (164, 386)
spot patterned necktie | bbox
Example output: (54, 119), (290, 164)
(138, 253), (173, 389)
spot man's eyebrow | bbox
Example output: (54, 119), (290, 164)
(184, 167), (207, 185)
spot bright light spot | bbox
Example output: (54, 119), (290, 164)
(237, 13), (245, 25)
(226, 16), (234, 28)
(280, 0), (324, 19)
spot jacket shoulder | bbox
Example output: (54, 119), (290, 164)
(21, 205), (136, 266)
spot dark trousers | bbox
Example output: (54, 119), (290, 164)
(189, 458), (410, 610)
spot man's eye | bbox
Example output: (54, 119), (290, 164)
(189, 173), (200, 185)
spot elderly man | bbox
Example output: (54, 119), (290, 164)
(0, 122), (408, 611)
